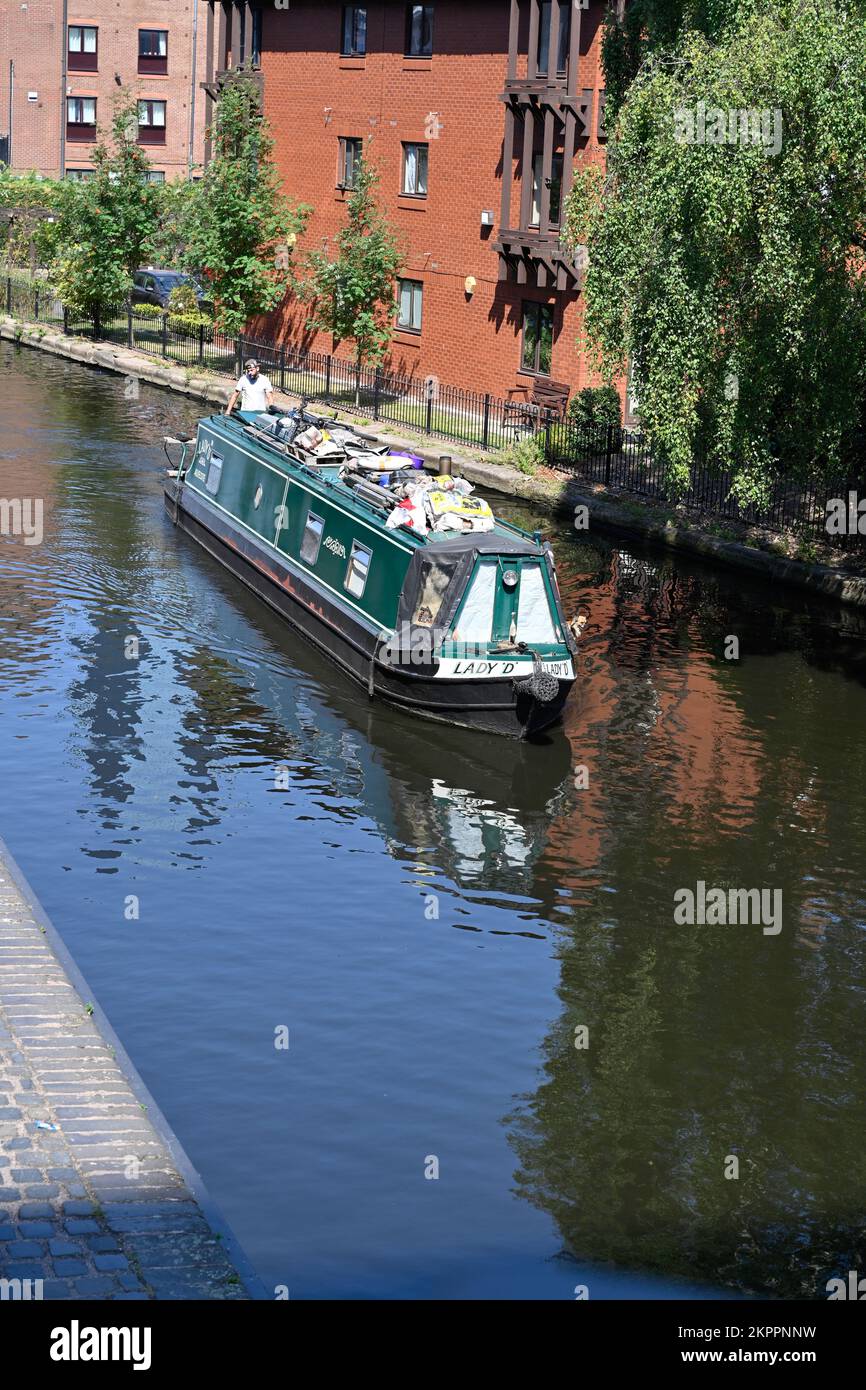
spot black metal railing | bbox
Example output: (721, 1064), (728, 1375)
(547, 420), (865, 547)
(5, 272), (865, 547)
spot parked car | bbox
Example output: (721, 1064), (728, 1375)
(131, 268), (211, 312)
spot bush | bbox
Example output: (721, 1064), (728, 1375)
(167, 282), (199, 316)
(130, 301), (211, 333)
(498, 432), (547, 476)
(566, 385), (622, 432)
(167, 309), (212, 332)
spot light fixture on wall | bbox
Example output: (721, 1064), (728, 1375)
(480, 209), (495, 227)
(464, 275), (477, 299)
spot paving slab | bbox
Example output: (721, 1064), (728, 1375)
(0, 839), (264, 1301)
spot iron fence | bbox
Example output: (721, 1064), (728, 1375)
(5, 273), (865, 547)
(546, 420), (865, 547)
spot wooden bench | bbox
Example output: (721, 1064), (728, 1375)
(504, 378), (570, 437)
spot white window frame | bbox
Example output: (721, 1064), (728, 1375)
(341, 5), (367, 57)
(68, 25), (97, 54)
(401, 142), (428, 197)
(338, 136), (362, 189)
(396, 278), (423, 333)
(67, 97), (96, 124)
(138, 100), (166, 129)
(139, 28), (168, 59)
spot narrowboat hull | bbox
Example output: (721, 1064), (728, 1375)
(164, 477), (574, 738)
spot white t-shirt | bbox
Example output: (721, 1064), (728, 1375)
(235, 373), (273, 411)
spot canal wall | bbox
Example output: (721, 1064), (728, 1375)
(4, 315), (866, 611)
(0, 836), (266, 1300)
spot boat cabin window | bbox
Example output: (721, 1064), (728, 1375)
(411, 558), (453, 628)
(345, 540), (372, 598)
(516, 562), (558, 643)
(205, 454), (223, 496)
(300, 510), (324, 565)
(452, 562), (496, 643)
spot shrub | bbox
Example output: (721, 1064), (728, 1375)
(566, 385), (622, 432)
(167, 282), (199, 317)
(498, 431), (547, 476)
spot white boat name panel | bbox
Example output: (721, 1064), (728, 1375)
(434, 657), (574, 680)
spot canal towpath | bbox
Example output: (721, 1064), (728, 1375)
(0, 836), (264, 1300)
(4, 314), (866, 610)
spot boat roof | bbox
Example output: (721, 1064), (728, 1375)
(206, 412), (545, 557)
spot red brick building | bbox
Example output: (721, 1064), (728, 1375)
(210, 1), (611, 404)
(0, 0), (212, 180)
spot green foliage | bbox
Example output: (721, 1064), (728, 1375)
(131, 299), (211, 336)
(298, 152), (403, 370)
(181, 78), (309, 335)
(0, 169), (60, 210)
(167, 309), (212, 331)
(565, 1), (866, 500)
(567, 385), (622, 431)
(146, 178), (201, 269)
(498, 432), (547, 476)
(601, 0), (741, 125)
(48, 97), (159, 317)
(0, 170), (63, 268)
(167, 282), (199, 316)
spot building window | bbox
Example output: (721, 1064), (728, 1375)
(144, 170), (166, 184)
(338, 137), (363, 189)
(401, 143), (428, 197)
(138, 29), (168, 75)
(345, 541), (372, 599)
(521, 302), (554, 375)
(68, 25), (98, 72)
(341, 5), (367, 56)
(537, 1), (570, 76)
(300, 511), (324, 565)
(138, 100), (166, 144)
(66, 97), (97, 138)
(251, 8), (263, 65)
(65, 167), (94, 180)
(396, 278), (423, 333)
(530, 151), (563, 227)
(405, 4), (434, 57)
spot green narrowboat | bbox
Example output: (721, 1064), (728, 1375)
(163, 406), (582, 738)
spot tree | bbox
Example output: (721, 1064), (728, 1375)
(0, 170), (63, 270)
(298, 152), (403, 395)
(50, 96), (160, 319)
(182, 78), (309, 335)
(146, 177), (201, 270)
(564, 1), (866, 502)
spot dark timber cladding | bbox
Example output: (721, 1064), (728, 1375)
(495, 0), (598, 290)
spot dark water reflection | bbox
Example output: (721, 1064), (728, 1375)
(1, 342), (865, 1299)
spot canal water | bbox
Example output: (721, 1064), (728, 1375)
(1, 341), (865, 1300)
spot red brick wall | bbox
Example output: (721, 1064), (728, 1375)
(258, 0), (610, 404)
(0, 0), (210, 180)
